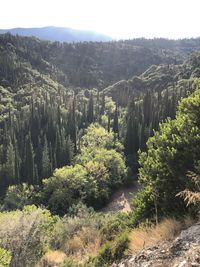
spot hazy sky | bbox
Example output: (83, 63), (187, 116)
(1, 0), (200, 39)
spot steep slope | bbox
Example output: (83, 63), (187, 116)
(103, 63), (197, 106)
(112, 224), (200, 267)
(0, 33), (195, 90)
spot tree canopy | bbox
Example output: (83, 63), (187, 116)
(133, 81), (200, 222)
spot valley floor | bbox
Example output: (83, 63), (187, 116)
(101, 182), (140, 213)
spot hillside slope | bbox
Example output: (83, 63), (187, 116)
(2, 34), (200, 90)
(112, 224), (200, 267)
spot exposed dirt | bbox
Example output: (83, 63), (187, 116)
(101, 181), (140, 213)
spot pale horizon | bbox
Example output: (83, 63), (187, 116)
(1, 0), (200, 39)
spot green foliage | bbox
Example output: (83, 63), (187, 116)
(0, 34), (198, 194)
(3, 183), (39, 210)
(80, 124), (114, 151)
(133, 83), (200, 222)
(100, 213), (131, 240)
(0, 34), (184, 90)
(92, 148), (126, 188)
(59, 257), (79, 267)
(42, 125), (126, 214)
(91, 231), (129, 266)
(0, 205), (57, 266)
(50, 204), (105, 252)
(0, 247), (12, 267)
(42, 164), (88, 214)
(1, 33), (200, 267)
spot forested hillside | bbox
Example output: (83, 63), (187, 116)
(1, 34), (200, 192)
(0, 33), (200, 266)
(2, 34), (199, 90)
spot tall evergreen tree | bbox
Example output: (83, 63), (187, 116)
(24, 134), (35, 184)
(6, 139), (15, 184)
(113, 105), (119, 135)
(87, 92), (94, 123)
(42, 136), (51, 178)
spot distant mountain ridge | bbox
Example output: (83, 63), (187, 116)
(0, 26), (112, 42)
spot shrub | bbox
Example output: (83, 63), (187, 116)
(92, 231), (129, 266)
(3, 183), (39, 211)
(40, 250), (66, 267)
(50, 206), (104, 262)
(59, 257), (80, 267)
(100, 213), (131, 241)
(0, 205), (57, 267)
(0, 247), (12, 267)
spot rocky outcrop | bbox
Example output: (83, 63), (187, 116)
(112, 224), (200, 267)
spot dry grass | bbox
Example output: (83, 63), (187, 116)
(63, 227), (102, 261)
(128, 218), (193, 253)
(39, 250), (66, 267)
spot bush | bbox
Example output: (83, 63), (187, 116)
(3, 183), (39, 211)
(0, 247), (12, 267)
(59, 257), (80, 267)
(91, 231), (129, 266)
(50, 205), (104, 251)
(100, 213), (131, 241)
(0, 205), (57, 267)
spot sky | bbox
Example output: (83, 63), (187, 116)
(1, 0), (200, 39)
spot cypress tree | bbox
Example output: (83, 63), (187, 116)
(24, 134), (35, 184)
(113, 105), (119, 135)
(69, 98), (77, 153)
(42, 136), (51, 178)
(87, 92), (94, 123)
(101, 93), (105, 115)
(125, 100), (136, 155)
(6, 139), (15, 184)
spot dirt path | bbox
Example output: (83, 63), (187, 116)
(101, 182), (140, 213)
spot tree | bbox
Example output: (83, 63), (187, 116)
(93, 148), (127, 188)
(42, 136), (51, 178)
(87, 92), (94, 123)
(5, 139), (15, 184)
(42, 164), (88, 215)
(113, 105), (119, 135)
(24, 134), (35, 184)
(133, 84), (200, 222)
(80, 124), (114, 151)
(68, 98), (77, 153)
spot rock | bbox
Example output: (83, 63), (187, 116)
(112, 224), (200, 267)
(177, 260), (187, 267)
